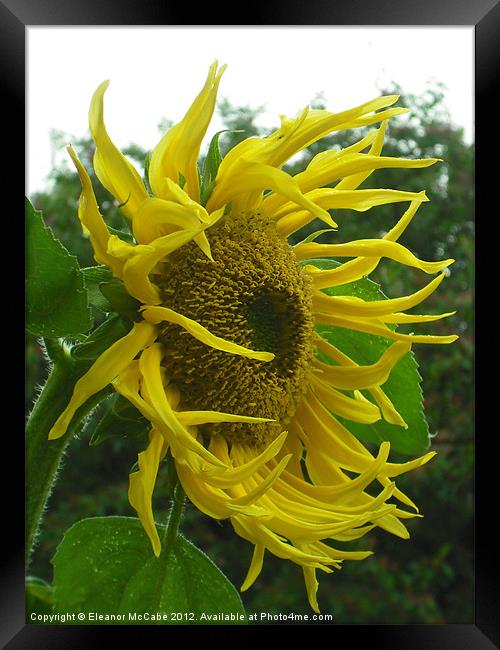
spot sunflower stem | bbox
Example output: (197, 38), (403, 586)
(25, 352), (111, 569)
(151, 472), (185, 608)
(162, 478), (185, 553)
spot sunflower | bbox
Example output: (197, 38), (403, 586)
(48, 62), (457, 612)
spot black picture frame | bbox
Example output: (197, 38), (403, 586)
(9, 1), (497, 646)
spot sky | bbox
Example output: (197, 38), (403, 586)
(26, 27), (474, 195)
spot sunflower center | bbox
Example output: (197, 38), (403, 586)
(156, 211), (315, 448)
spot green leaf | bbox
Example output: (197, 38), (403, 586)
(26, 577), (54, 618)
(89, 393), (149, 446)
(307, 258), (430, 456)
(26, 198), (93, 337)
(52, 517), (247, 625)
(200, 130), (242, 206)
(71, 314), (132, 361)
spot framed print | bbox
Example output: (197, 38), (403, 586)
(5, 0), (498, 646)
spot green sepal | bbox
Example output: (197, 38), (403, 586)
(82, 267), (140, 319)
(294, 228), (337, 247)
(200, 130), (243, 206)
(26, 198), (93, 337)
(82, 266), (114, 312)
(117, 194), (131, 209)
(99, 279), (141, 320)
(52, 517), (247, 625)
(305, 257), (430, 455)
(144, 152), (152, 195)
(70, 314), (132, 361)
(107, 225), (135, 244)
(89, 393), (150, 446)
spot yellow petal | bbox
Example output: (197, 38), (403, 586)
(294, 397), (373, 472)
(312, 272), (447, 318)
(48, 321), (157, 440)
(310, 376), (381, 424)
(141, 305), (275, 362)
(375, 513), (410, 539)
(314, 540), (373, 562)
(261, 127), (382, 216)
(67, 146), (124, 277)
(149, 62), (226, 202)
(369, 385), (408, 427)
(381, 311), (456, 324)
(241, 544), (265, 591)
(112, 362), (162, 425)
(291, 153), (438, 204)
(227, 455), (292, 507)
(89, 80), (148, 218)
(275, 188), (428, 223)
(203, 432), (288, 488)
(131, 196), (207, 244)
(177, 410), (274, 427)
(176, 463), (232, 519)
(121, 228), (204, 304)
(128, 429), (167, 557)
(207, 159), (336, 228)
(312, 341), (411, 390)
(303, 199), (425, 288)
(335, 120), (388, 191)
(220, 95), (403, 176)
(232, 517), (337, 568)
(302, 566), (320, 613)
(314, 312), (459, 344)
(383, 451), (437, 479)
(296, 238), (453, 275)
(138, 344), (226, 470)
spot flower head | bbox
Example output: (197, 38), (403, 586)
(49, 62), (457, 611)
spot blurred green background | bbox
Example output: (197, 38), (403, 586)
(26, 83), (474, 624)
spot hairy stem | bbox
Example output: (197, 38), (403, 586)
(151, 472), (185, 608)
(25, 351), (110, 569)
(162, 480), (185, 553)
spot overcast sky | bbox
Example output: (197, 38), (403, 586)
(26, 27), (474, 195)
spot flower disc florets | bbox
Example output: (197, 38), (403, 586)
(157, 211), (315, 447)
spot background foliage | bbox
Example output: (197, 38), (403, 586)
(26, 82), (474, 624)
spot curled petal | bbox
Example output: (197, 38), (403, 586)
(128, 429), (168, 557)
(132, 196), (208, 245)
(275, 187), (428, 224)
(207, 159), (336, 228)
(312, 272), (448, 318)
(312, 341), (411, 390)
(89, 81), (148, 218)
(67, 146), (124, 277)
(297, 238), (453, 274)
(141, 305), (275, 361)
(219, 95), (404, 176)
(121, 228), (204, 304)
(310, 376), (381, 424)
(241, 544), (265, 592)
(314, 313), (458, 345)
(149, 62), (226, 202)
(265, 151), (438, 216)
